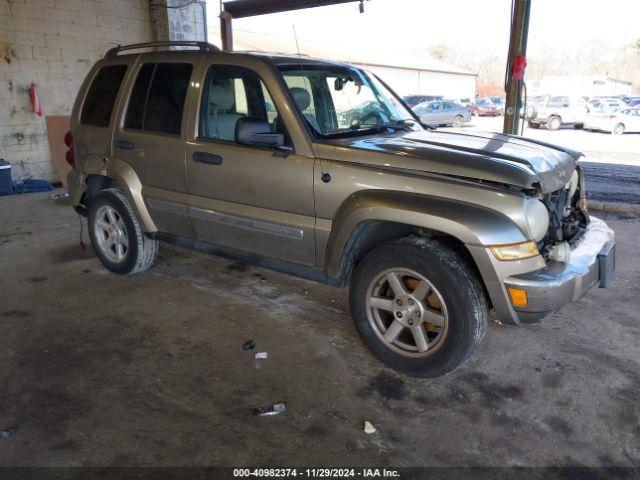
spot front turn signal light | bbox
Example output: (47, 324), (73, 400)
(508, 288), (528, 307)
(490, 241), (539, 261)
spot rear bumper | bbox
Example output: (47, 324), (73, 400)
(504, 217), (615, 322)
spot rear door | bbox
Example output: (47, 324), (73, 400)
(185, 58), (316, 265)
(112, 54), (200, 237)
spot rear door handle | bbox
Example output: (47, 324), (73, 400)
(115, 140), (135, 150)
(192, 152), (223, 165)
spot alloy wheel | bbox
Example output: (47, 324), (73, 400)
(365, 268), (449, 358)
(93, 205), (129, 263)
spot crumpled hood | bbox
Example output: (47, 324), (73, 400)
(322, 129), (581, 193)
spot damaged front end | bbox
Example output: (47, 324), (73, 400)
(538, 164), (591, 263)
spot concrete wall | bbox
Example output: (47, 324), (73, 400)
(363, 64), (477, 102)
(0, 0), (153, 182)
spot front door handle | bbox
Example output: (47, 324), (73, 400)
(193, 152), (223, 165)
(115, 139), (135, 150)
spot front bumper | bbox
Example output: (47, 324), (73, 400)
(504, 217), (615, 322)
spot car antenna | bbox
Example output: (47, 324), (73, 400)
(292, 25), (318, 149)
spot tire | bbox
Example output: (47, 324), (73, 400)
(546, 116), (561, 130)
(88, 188), (158, 275)
(527, 120), (540, 129)
(612, 123), (625, 135)
(525, 105), (537, 119)
(452, 115), (464, 128)
(349, 238), (488, 377)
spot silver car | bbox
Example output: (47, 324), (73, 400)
(413, 100), (471, 127)
(584, 107), (640, 134)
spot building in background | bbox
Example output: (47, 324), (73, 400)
(528, 75), (633, 97)
(208, 27), (477, 103)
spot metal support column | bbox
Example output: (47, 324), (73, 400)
(220, 10), (233, 51)
(503, 0), (532, 135)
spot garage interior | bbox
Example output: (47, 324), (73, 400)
(1, 0), (639, 472)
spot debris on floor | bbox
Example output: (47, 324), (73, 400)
(1, 427), (17, 439)
(363, 421), (376, 434)
(242, 340), (256, 350)
(251, 403), (286, 416)
(494, 319), (503, 326)
(255, 352), (268, 359)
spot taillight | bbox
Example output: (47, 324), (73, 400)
(64, 131), (75, 168)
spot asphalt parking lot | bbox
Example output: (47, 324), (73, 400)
(0, 191), (638, 468)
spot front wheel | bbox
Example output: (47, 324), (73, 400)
(349, 238), (488, 377)
(88, 188), (158, 275)
(452, 115), (464, 128)
(612, 123), (625, 135)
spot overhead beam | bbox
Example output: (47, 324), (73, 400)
(222, 0), (360, 19)
(503, 0), (532, 135)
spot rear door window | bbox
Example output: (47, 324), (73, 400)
(81, 64), (128, 127)
(124, 62), (193, 135)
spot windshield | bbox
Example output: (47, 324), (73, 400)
(278, 65), (419, 138)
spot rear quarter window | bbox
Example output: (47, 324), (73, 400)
(124, 62), (193, 135)
(81, 65), (128, 127)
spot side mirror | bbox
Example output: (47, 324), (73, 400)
(236, 118), (284, 148)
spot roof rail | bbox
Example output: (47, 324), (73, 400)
(105, 41), (220, 57)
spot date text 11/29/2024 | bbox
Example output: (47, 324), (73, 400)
(233, 468), (400, 478)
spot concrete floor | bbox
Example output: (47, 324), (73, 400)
(0, 190), (639, 468)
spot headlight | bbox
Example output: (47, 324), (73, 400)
(490, 241), (540, 261)
(524, 198), (549, 242)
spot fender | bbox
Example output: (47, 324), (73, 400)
(82, 157), (157, 233)
(324, 190), (529, 279)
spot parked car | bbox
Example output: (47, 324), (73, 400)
(403, 94), (443, 108)
(584, 107), (640, 134)
(413, 100), (471, 127)
(474, 98), (500, 116)
(488, 96), (505, 115)
(521, 95), (547, 118)
(66, 41), (615, 377)
(526, 95), (589, 130)
(587, 97), (626, 112)
(449, 97), (474, 109)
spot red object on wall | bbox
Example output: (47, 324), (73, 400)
(512, 54), (527, 81)
(28, 83), (43, 116)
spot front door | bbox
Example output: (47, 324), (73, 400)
(186, 61), (316, 265)
(112, 55), (200, 237)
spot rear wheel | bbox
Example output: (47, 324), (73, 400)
(88, 188), (158, 275)
(452, 115), (464, 128)
(546, 116), (561, 130)
(349, 238), (488, 377)
(612, 123), (625, 135)
(527, 120), (540, 129)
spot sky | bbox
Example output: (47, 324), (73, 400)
(207, 0), (640, 55)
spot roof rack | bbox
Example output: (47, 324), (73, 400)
(105, 41), (220, 57)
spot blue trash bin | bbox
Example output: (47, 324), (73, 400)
(0, 160), (12, 196)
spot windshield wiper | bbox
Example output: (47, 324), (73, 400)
(351, 120), (415, 132)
